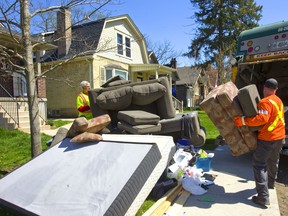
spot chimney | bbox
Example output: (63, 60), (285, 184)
(57, 8), (71, 58)
(170, 58), (177, 69)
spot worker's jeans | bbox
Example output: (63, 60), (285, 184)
(252, 139), (284, 202)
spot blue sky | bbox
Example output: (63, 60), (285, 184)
(106, 0), (288, 66)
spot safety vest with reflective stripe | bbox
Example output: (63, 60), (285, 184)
(243, 94), (285, 141)
(76, 93), (93, 119)
(267, 99), (285, 132)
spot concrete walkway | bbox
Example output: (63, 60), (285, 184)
(182, 145), (280, 216)
(41, 121), (73, 137)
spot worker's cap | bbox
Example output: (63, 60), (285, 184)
(264, 78), (278, 89)
(80, 81), (90, 87)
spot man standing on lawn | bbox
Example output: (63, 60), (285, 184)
(234, 78), (285, 207)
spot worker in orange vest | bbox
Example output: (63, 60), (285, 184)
(77, 81), (93, 119)
(234, 78), (285, 207)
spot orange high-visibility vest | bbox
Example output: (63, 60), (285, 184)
(243, 94), (285, 141)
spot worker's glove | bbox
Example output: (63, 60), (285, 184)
(82, 105), (91, 112)
(234, 116), (246, 127)
(78, 105), (91, 112)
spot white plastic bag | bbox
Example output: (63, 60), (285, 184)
(173, 149), (192, 169)
(182, 176), (207, 195)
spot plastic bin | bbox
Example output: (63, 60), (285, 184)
(177, 139), (190, 146)
(196, 157), (212, 172)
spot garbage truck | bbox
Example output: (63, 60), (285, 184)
(231, 20), (288, 154)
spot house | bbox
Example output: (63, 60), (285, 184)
(40, 10), (176, 118)
(0, 25), (56, 131)
(174, 66), (213, 108)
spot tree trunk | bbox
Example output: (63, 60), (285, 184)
(21, 0), (42, 157)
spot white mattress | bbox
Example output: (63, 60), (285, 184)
(0, 134), (175, 216)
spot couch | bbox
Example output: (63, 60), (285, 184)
(88, 76), (206, 146)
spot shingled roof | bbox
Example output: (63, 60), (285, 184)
(176, 66), (202, 86)
(40, 18), (105, 61)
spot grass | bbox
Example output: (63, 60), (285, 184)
(0, 111), (220, 215)
(197, 110), (220, 150)
(0, 128), (52, 178)
(47, 119), (73, 129)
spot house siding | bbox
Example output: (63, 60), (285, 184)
(45, 60), (90, 117)
(97, 20), (145, 64)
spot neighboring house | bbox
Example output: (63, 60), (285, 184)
(0, 25), (56, 131)
(174, 67), (213, 108)
(40, 10), (176, 118)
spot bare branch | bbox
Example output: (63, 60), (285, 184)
(70, 0), (111, 26)
(31, 5), (63, 18)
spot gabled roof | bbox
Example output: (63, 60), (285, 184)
(176, 66), (202, 86)
(41, 14), (148, 62)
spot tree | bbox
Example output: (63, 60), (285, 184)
(32, 0), (112, 32)
(145, 36), (182, 65)
(0, 0), (117, 157)
(185, 0), (262, 85)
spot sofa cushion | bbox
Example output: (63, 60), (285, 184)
(237, 84), (262, 132)
(101, 75), (123, 88)
(70, 132), (103, 143)
(117, 122), (161, 134)
(86, 114), (111, 133)
(132, 83), (166, 105)
(118, 110), (160, 126)
(66, 117), (88, 138)
(107, 79), (131, 87)
(96, 87), (133, 110)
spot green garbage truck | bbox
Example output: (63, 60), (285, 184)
(232, 20), (288, 154)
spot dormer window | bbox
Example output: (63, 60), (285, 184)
(117, 33), (131, 58)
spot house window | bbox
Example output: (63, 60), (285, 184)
(117, 33), (131, 58)
(13, 71), (27, 97)
(100, 66), (128, 85)
(117, 33), (123, 55)
(125, 37), (131, 57)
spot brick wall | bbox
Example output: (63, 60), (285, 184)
(37, 78), (46, 98)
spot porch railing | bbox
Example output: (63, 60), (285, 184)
(0, 84), (20, 127)
(172, 96), (183, 113)
(0, 84), (48, 128)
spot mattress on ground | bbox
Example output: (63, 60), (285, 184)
(200, 81), (257, 156)
(0, 135), (176, 216)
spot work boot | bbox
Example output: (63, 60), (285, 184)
(252, 196), (270, 206)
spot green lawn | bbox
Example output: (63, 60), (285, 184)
(0, 128), (51, 178)
(0, 112), (220, 215)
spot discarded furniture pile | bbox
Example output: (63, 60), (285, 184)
(89, 76), (206, 147)
(0, 76), (213, 215)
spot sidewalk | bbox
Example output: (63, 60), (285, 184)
(41, 121), (73, 137)
(182, 145), (280, 216)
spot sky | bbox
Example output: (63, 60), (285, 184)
(106, 0), (288, 66)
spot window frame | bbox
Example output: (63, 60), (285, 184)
(116, 32), (132, 58)
(100, 66), (129, 85)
